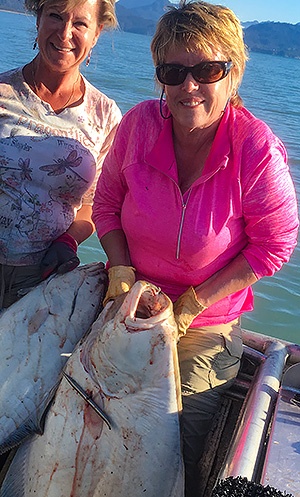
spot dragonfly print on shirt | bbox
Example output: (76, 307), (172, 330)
(0, 154), (38, 213)
(39, 150), (88, 183)
(0, 136), (96, 242)
(0, 154), (43, 237)
(39, 149), (91, 208)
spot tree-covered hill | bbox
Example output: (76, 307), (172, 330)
(244, 21), (300, 58)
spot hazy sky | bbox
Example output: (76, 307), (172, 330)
(170, 0), (300, 24)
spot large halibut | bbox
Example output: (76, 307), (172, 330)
(1, 281), (184, 497)
(0, 262), (107, 453)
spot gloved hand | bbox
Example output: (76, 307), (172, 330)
(103, 265), (136, 307)
(40, 233), (80, 280)
(173, 286), (207, 338)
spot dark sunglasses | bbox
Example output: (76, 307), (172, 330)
(156, 60), (233, 86)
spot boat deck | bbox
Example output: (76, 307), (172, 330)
(262, 363), (300, 496)
(196, 331), (300, 497)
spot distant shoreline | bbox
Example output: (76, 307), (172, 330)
(0, 7), (299, 59)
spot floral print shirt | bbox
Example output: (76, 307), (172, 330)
(0, 67), (121, 265)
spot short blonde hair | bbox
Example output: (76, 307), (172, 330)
(25, 0), (118, 29)
(151, 0), (248, 107)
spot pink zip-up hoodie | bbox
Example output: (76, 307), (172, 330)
(92, 100), (299, 326)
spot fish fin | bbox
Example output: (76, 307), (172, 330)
(0, 438), (33, 497)
(0, 381), (59, 455)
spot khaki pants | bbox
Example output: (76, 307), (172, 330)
(0, 264), (43, 309)
(177, 320), (243, 497)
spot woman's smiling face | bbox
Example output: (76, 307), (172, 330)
(36, 0), (102, 73)
(163, 46), (234, 133)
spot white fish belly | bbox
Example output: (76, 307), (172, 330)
(1, 281), (184, 497)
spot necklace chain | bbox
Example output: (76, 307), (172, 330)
(31, 62), (80, 110)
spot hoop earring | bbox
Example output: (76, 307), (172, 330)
(159, 89), (171, 120)
(33, 37), (38, 50)
(86, 49), (92, 67)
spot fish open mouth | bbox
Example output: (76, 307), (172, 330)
(135, 289), (169, 319)
(108, 281), (173, 332)
(128, 282), (172, 326)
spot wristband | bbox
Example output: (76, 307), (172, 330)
(55, 233), (78, 252)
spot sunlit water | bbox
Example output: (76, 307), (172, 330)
(1, 10), (299, 342)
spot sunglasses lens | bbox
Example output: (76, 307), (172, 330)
(156, 65), (186, 85)
(194, 62), (225, 83)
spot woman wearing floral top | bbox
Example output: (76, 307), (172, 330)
(0, 0), (121, 308)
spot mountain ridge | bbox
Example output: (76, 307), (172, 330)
(1, 0), (300, 58)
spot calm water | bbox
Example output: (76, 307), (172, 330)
(1, 10), (299, 343)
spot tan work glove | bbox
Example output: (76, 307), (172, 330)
(103, 265), (136, 307)
(173, 286), (207, 338)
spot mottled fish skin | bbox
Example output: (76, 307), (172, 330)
(1, 281), (184, 497)
(0, 263), (107, 454)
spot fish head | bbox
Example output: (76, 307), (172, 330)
(88, 281), (179, 398)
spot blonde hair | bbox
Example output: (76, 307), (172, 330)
(25, 0), (118, 29)
(151, 0), (248, 107)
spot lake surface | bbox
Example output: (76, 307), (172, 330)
(1, 10), (299, 343)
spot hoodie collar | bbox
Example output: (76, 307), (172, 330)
(145, 104), (232, 184)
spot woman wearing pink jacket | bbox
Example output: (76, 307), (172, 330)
(92, 2), (299, 495)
